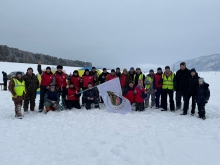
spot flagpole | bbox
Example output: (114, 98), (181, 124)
(76, 77), (119, 94)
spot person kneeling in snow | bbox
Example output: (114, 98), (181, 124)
(83, 82), (100, 110)
(66, 82), (81, 110)
(44, 85), (61, 113)
(134, 80), (147, 111)
(196, 78), (210, 120)
(123, 81), (136, 105)
(8, 72), (26, 119)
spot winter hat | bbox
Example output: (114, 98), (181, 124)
(111, 69), (115, 72)
(27, 67), (33, 72)
(128, 80), (134, 84)
(116, 67), (120, 70)
(165, 66), (170, 70)
(69, 82), (74, 86)
(57, 65), (63, 69)
(85, 69), (89, 72)
(190, 68), (196, 73)
(157, 67), (162, 71)
(199, 77), (205, 83)
(2, 71), (4, 73)
(180, 62), (186, 66)
(73, 70), (78, 73)
(16, 72), (22, 76)
(123, 68), (127, 72)
(130, 67), (134, 71)
(50, 84), (55, 88)
(149, 69), (154, 73)
(46, 66), (51, 70)
(103, 68), (107, 71)
(92, 67), (96, 69)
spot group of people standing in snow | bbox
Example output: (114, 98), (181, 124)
(5, 61), (210, 120)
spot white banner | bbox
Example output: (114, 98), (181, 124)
(97, 78), (132, 114)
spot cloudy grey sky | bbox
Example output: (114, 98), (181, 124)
(1, 0), (220, 71)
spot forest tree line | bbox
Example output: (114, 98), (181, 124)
(0, 45), (92, 67)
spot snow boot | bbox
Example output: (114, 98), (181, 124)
(15, 105), (22, 119)
(202, 116), (206, 120)
(45, 107), (50, 113)
(52, 107), (56, 111)
(180, 113), (187, 115)
(38, 109), (44, 113)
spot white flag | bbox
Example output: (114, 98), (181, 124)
(97, 78), (132, 114)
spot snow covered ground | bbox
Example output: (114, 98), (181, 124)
(0, 62), (220, 165)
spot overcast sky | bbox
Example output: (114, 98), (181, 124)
(1, 0), (220, 71)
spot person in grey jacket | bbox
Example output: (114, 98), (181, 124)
(144, 69), (155, 108)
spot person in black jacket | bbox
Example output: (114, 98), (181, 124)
(98, 68), (109, 103)
(116, 67), (121, 78)
(83, 82), (100, 110)
(181, 68), (199, 115)
(196, 78), (210, 120)
(129, 67), (136, 81)
(175, 62), (191, 110)
(2, 71), (7, 90)
(98, 68), (109, 84)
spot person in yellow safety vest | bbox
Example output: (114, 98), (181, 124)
(134, 68), (145, 87)
(8, 72), (26, 119)
(144, 69), (155, 109)
(161, 66), (176, 112)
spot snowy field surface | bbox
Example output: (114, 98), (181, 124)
(0, 62), (220, 165)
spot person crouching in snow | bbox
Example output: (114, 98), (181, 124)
(83, 82), (100, 110)
(123, 81), (136, 105)
(134, 80), (147, 111)
(196, 78), (210, 120)
(66, 82), (81, 110)
(44, 85), (61, 113)
(8, 72), (26, 119)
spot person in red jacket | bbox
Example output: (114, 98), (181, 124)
(135, 80), (147, 111)
(153, 67), (163, 109)
(51, 65), (68, 107)
(120, 68), (132, 93)
(81, 69), (95, 106)
(66, 82), (81, 110)
(69, 70), (81, 89)
(106, 69), (117, 81)
(123, 81), (136, 105)
(37, 61), (54, 112)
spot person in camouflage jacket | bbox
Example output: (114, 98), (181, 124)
(22, 67), (39, 111)
(8, 72), (26, 118)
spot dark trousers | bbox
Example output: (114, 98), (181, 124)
(24, 93), (37, 111)
(58, 87), (67, 107)
(161, 89), (175, 110)
(67, 100), (81, 109)
(82, 87), (87, 105)
(3, 80), (7, 90)
(39, 86), (48, 110)
(197, 103), (206, 117)
(155, 88), (162, 108)
(135, 102), (144, 111)
(85, 98), (99, 110)
(183, 94), (196, 114)
(176, 91), (185, 108)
